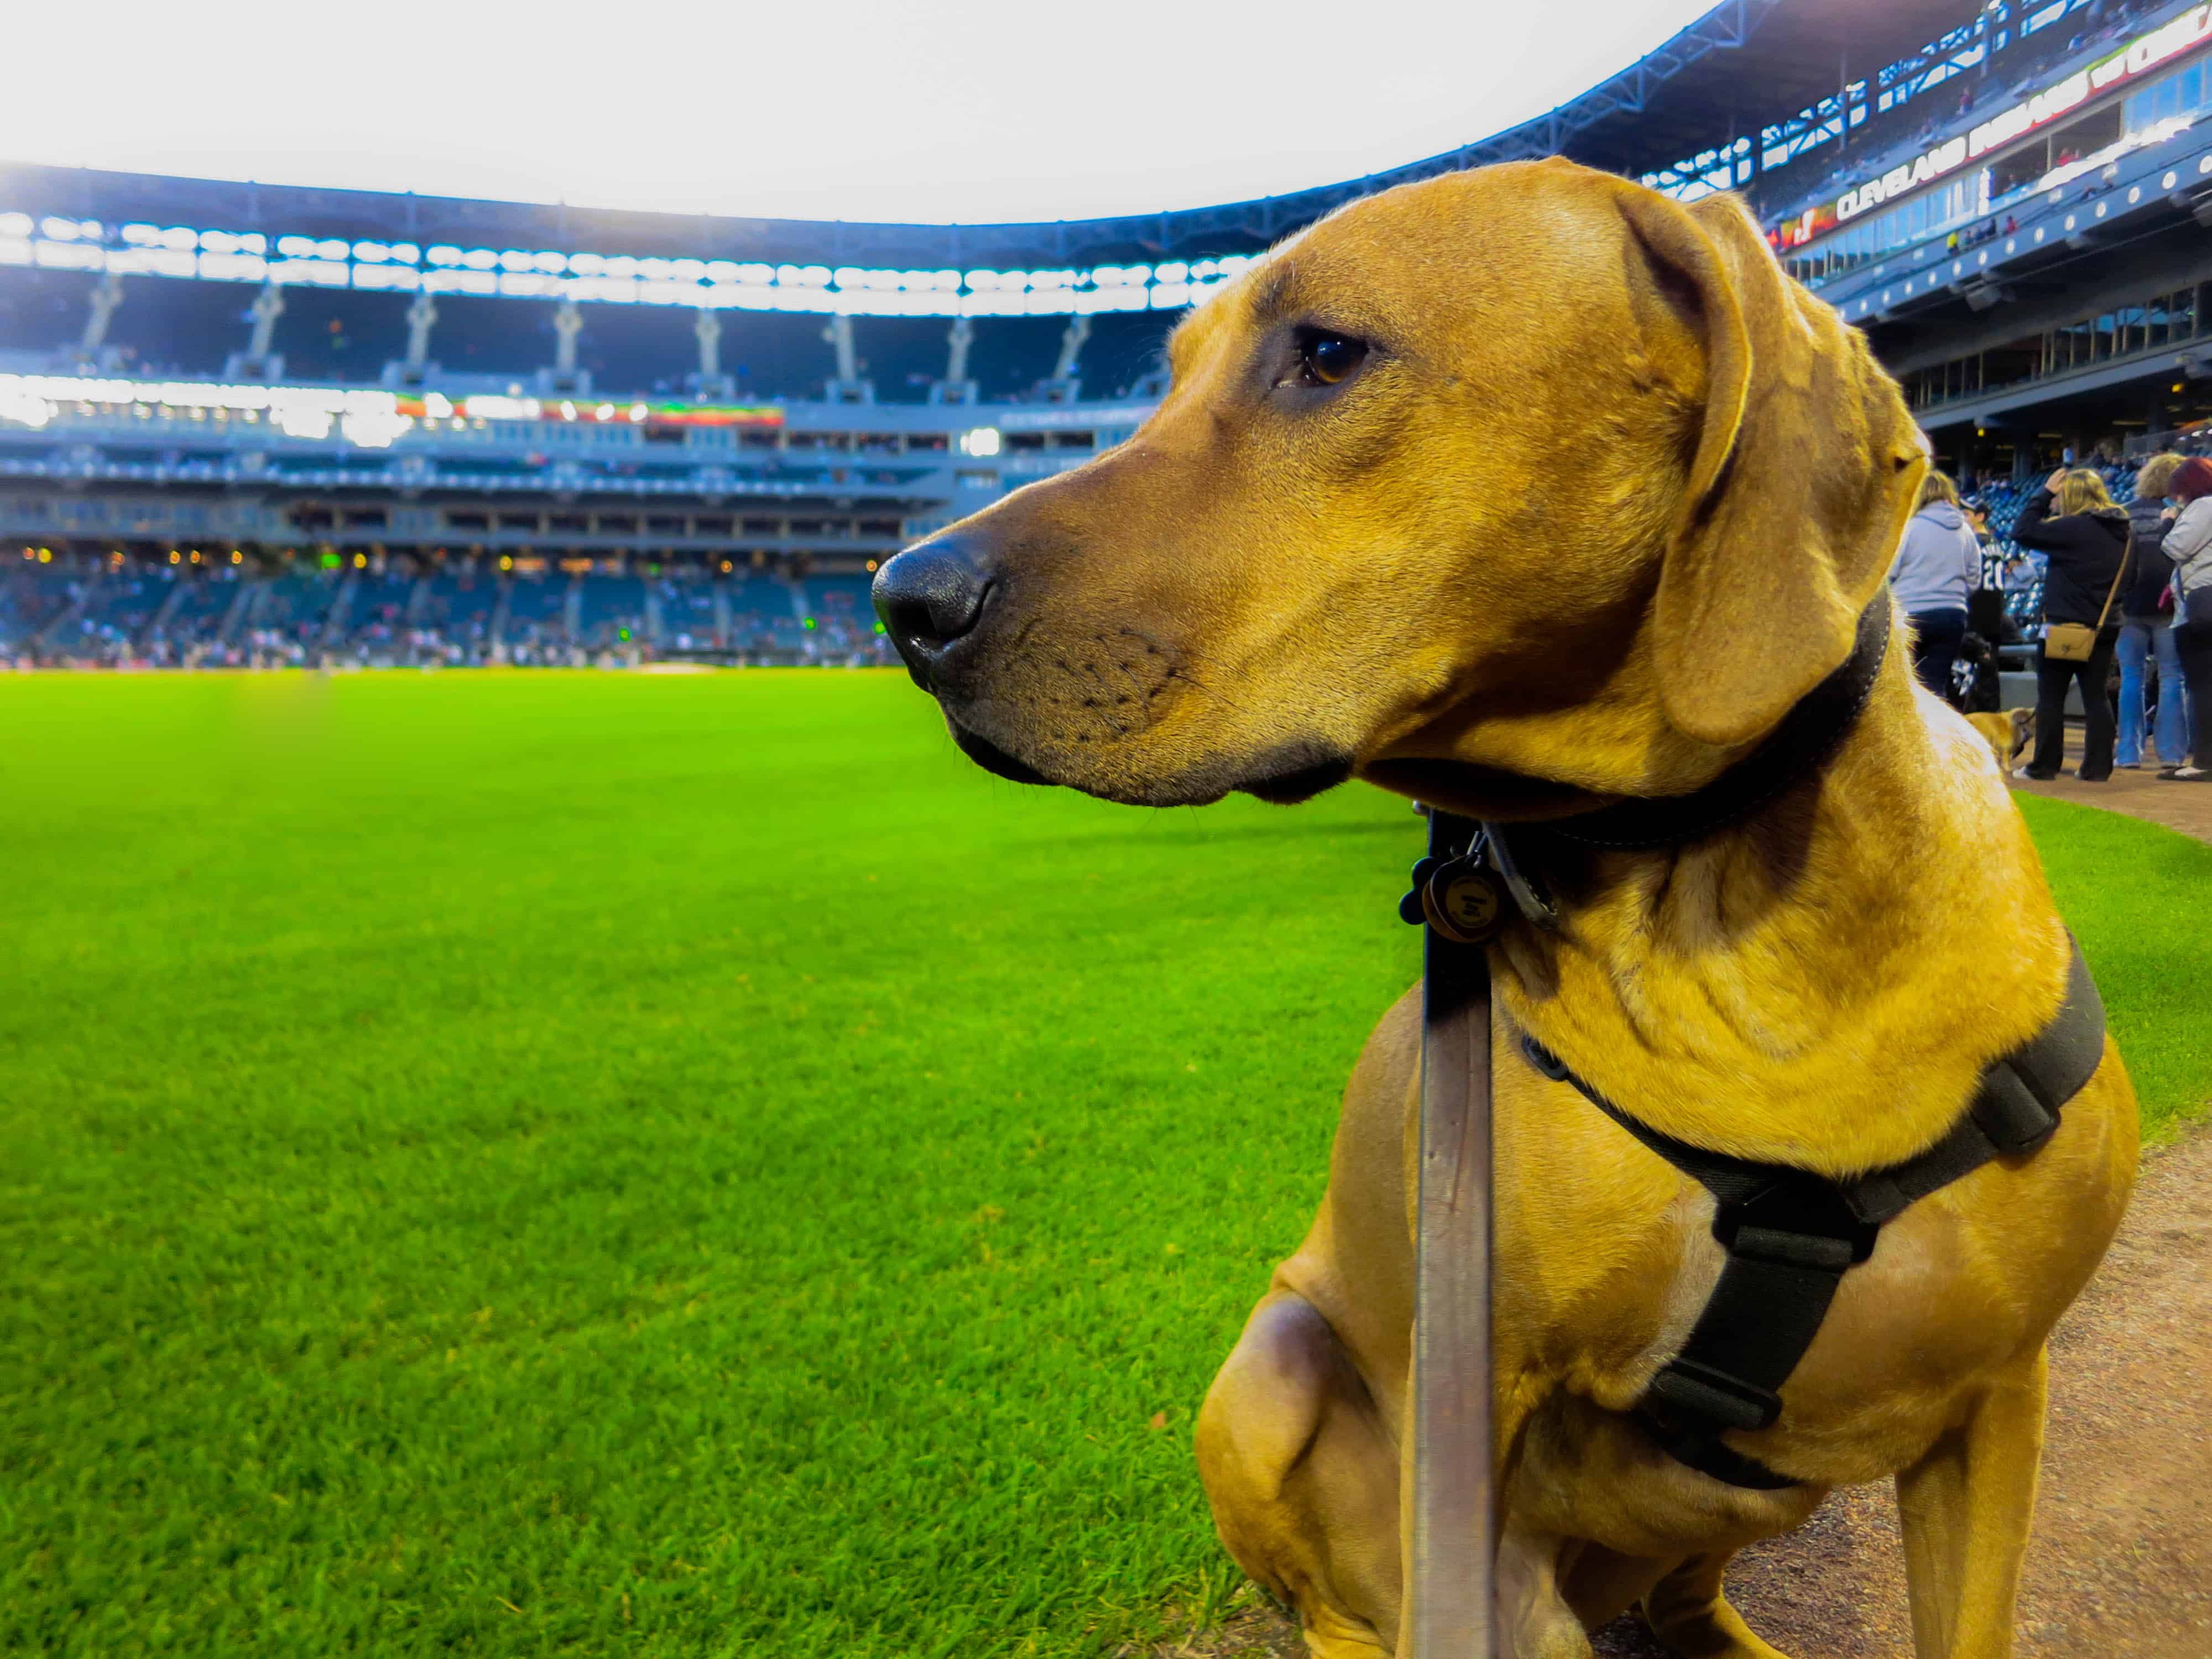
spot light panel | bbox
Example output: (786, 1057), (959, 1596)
(0, 212), (1255, 316)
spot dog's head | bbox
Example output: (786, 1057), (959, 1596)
(1966, 707), (2036, 772)
(874, 159), (1926, 815)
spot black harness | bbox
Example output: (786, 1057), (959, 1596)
(1406, 601), (2111, 1490)
(1519, 948), (2104, 1489)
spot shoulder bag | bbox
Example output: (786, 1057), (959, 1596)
(2044, 544), (2126, 662)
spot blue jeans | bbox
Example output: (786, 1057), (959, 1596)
(2116, 615), (2192, 766)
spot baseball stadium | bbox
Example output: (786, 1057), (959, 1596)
(6, 2), (2212, 1656)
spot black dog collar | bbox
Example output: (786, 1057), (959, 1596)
(1543, 595), (1892, 854)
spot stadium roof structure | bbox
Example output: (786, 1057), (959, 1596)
(1533, 0), (1980, 180)
(2, 0), (1974, 275)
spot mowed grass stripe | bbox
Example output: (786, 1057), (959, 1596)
(2, 673), (2203, 1658)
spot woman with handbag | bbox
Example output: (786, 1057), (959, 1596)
(2159, 456), (2212, 781)
(2012, 467), (2131, 781)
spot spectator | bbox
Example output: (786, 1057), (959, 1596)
(1890, 469), (1981, 700)
(2117, 452), (2189, 769)
(2013, 466), (2131, 781)
(2160, 456), (2212, 781)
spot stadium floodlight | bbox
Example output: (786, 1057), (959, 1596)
(0, 387), (53, 430)
(340, 408), (411, 448)
(0, 192), (1264, 326)
(200, 252), (268, 283)
(275, 406), (334, 440)
(463, 394), (541, 420)
(958, 426), (1001, 458)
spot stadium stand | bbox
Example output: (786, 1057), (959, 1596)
(5, 0), (2210, 674)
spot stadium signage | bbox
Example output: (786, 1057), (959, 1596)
(1835, 135), (1969, 221)
(1828, 3), (2212, 225)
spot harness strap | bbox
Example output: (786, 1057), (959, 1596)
(1519, 935), (2106, 1491)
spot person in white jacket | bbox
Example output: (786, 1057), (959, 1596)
(2161, 455), (2212, 780)
(1888, 469), (1983, 701)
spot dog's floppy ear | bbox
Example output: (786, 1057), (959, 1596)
(1616, 187), (1926, 748)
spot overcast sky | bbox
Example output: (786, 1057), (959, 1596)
(2, 0), (1720, 224)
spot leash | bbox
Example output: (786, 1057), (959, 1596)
(1392, 601), (1888, 1636)
(1391, 607), (1891, 1631)
(1403, 808), (1506, 1659)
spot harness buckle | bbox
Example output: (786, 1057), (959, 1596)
(1713, 1182), (1880, 1267)
(1647, 1358), (1785, 1433)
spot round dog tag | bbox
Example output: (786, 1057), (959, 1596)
(1422, 863), (1504, 945)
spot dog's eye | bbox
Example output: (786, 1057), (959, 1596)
(1297, 331), (1367, 387)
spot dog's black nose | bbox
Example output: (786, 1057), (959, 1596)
(873, 539), (990, 670)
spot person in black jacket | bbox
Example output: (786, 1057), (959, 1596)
(2012, 466), (2131, 781)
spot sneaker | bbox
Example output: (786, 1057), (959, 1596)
(2156, 766), (2210, 781)
(2021, 770), (2059, 780)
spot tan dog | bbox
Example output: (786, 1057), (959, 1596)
(1966, 708), (2034, 775)
(873, 159), (2137, 1657)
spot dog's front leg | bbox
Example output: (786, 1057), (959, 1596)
(1495, 1526), (1600, 1658)
(1196, 1291), (1401, 1656)
(1637, 1551), (1791, 1658)
(1895, 1345), (2049, 1657)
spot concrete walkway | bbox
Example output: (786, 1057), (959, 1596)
(2008, 726), (2212, 844)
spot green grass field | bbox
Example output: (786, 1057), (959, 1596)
(5, 671), (2207, 1658)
